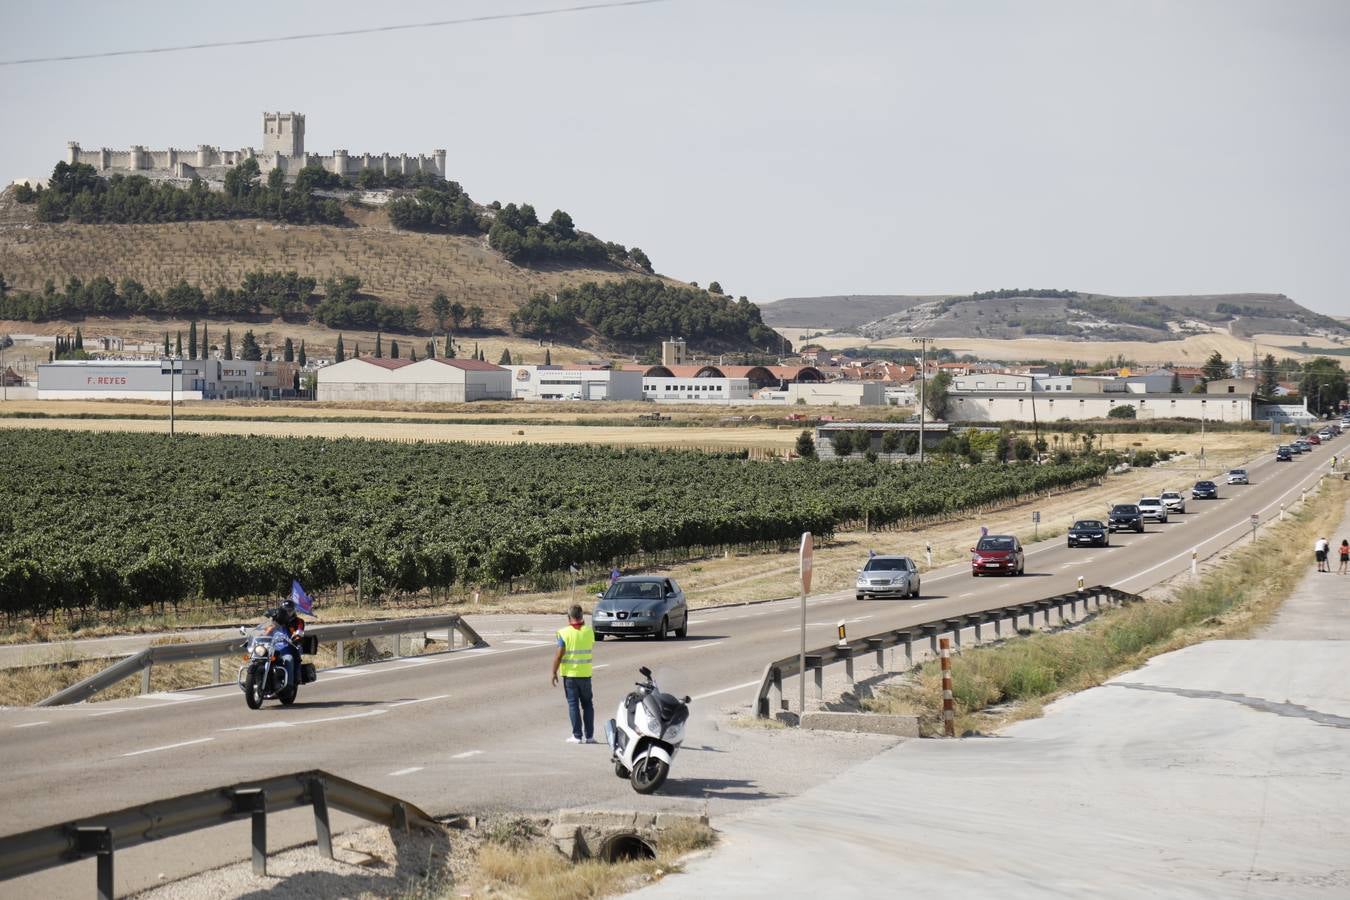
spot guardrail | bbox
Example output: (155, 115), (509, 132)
(755, 585), (1143, 718)
(0, 769), (436, 898)
(37, 614), (487, 707)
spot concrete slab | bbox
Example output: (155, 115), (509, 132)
(798, 710), (918, 737)
(638, 645), (1350, 897)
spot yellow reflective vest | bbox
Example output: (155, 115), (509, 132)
(557, 624), (595, 678)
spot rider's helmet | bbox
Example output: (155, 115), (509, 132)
(279, 598), (297, 619)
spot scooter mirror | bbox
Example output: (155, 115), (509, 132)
(639, 666), (652, 678)
(682, 696), (691, 704)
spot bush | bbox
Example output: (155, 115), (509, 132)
(832, 431), (854, 456)
(1108, 405), (1138, 419)
(1132, 450), (1157, 468)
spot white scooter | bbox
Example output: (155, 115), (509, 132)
(605, 666), (690, 794)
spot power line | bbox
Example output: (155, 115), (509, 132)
(0, 0), (669, 66)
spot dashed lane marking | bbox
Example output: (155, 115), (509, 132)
(388, 766), (423, 777)
(692, 680), (761, 701)
(452, 750), (483, 760)
(122, 737), (214, 757)
(389, 694), (451, 708)
(13, 721), (48, 728)
(220, 709), (388, 732)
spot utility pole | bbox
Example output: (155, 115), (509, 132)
(1, 334), (7, 403)
(913, 337), (932, 463)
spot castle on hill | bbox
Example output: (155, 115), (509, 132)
(65, 112), (446, 183)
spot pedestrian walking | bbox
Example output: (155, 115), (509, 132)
(551, 604), (596, 744)
(1315, 536), (1330, 572)
(1339, 540), (1349, 575)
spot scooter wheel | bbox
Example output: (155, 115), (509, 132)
(630, 755), (670, 794)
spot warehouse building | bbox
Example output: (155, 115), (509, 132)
(316, 357), (509, 402)
(948, 391), (1251, 422)
(642, 376), (752, 403)
(509, 365), (644, 401)
(37, 359), (278, 400)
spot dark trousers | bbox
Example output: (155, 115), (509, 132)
(563, 676), (594, 739)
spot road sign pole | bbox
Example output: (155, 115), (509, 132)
(798, 531), (813, 717)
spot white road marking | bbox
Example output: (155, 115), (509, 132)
(122, 737), (214, 757)
(959, 592), (975, 598)
(451, 750), (483, 759)
(683, 641), (721, 651)
(88, 708), (135, 717)
(592, 664), (610, 669)
(504, 639), (554, 646)
(13, 721), (48, 728)
(688, 619), (706, 625)
(138, 692), (207, 702)
(389, 694), (451, 708)
(388, 766), (423, 777)
(692, 680), (760, 701)
(221, 709), (388, 732)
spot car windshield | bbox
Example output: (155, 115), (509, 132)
(1230, 470), (1245, 475)
(864, 557), (910, 572)
(1161, 492), (1181, 499)
(976, 537), (1014, 550)
(1113, 505), (1139, 514)
(606, 581), (664, 601)
(1074, 520), (1104, 529)
(1140, 498), (1161, 505)
(1196, 482), (1215, 489)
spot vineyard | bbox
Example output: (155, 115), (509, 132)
(0, 430), (1106, 618)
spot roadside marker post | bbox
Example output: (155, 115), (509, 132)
(925, 543), (932, 568)
(1191, 549), (1198, 577)
(1033, 510), (1040, 541)
(940, 638), (955, 738)
(798, 531), (813, 717)
(1250, 514), (1259, 544)
(1076, 575), (1084, 592)
(837, 620), (847, 646)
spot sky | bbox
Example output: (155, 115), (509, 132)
(1, 0), (1347, 316)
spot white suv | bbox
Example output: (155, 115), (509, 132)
(1160, 490), (1186, 514)
(1226, 468), (1249, 485)
(1138, 497), (1169, 523)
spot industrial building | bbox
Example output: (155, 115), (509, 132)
(509, 365), (644, 401)
(642, 376), (752, 403)
(948, 391), (1251, 423)
(316, 357), (509, 403)
(37, 359), (280, 400)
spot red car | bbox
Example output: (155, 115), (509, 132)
(1307, 434), (1322, 445)
(971, 535), (1025, 576)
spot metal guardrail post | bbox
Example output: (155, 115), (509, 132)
(73, 827), (114, 900)
(140, 664), (151, 695)
(310, 778), (333, 860)
(992, 613), (1003, 639)
(945, 620), (963, 651)
(902, 633), (913, 669)
(212, 657), (221, 685)
(844, 654), (854, 686)
(1057, 600), (1066, 625)
(768, 667), (782, 713)
(1042, 603), (1052, 628)
(335, 640), (345, 667)
(231, 788), (267, 877)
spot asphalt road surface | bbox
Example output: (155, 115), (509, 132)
(3, 434), (1341, 896)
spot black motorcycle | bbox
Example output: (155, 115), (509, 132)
(238, 624), (318, 709)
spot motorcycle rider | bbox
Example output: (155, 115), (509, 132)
(265, 598), (306, 682)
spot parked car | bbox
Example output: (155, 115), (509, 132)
(1109, 504), (1144, 533)
(971, 535), (1024, 576)
(855, 555), (921, 600)
(1276, 446), (1293, 462)
(592, 576), (688, 640)
(1192, 480), (1219, 500)
(1138, 497), (1169, 523)
(1160, 490), (1187, 514)
(1067, 519), (1109, 548)
(1226, 468), (1249, 485)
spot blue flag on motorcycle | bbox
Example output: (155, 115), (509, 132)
(290, 580), (314, 616)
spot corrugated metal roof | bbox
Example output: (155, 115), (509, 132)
(426, 358), (506, 372)
(357, 357), (415, 369)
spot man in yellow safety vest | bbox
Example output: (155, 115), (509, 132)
(551, 604), (596, 743)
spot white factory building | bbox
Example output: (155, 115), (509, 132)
(509, 365), (644, 401)
(37, 359), (280, 400)
(949, 391), (1252, 423)
(316, 357), (510, 403)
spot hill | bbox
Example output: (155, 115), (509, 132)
(761, 289), (1345, 344)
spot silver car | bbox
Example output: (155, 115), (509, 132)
(1138, 497), (1169, 523)
(855, 555), (921, 600)
(1160, 490), (1187, 514)
(1226, 468), (1249, 485)
(593, 577), (688, 640)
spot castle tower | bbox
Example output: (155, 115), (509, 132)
(67, 142), (80, 165)
(262, 111), (305, 158)
(434, 149), (447, 177)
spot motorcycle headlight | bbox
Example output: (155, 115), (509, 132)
(252, 644), (268, 657)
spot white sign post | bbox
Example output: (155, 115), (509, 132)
(799, 531), (813, 716)
(1250, 514), (1259, 544)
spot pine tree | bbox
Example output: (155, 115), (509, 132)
(175, 331), (183, 358)
(375, 333), (383, 358)
(390, 340), (400, 359)
(426, 340), (435, 359)
(188, 321), (198, 360)
(241, 330), (262, 361)
(283, 337), (294, 362)
(201, 322), (209, 359)
(1202, 351), (1228, 383)
(795, 430), (816, 458)
(1260, 353), (1278, 399)
(298, 341), (307, 367)
(224, 329), (234, 360)
(335, 335), (345, 363)
(498, 348), (513, 365)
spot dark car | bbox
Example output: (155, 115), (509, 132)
(1276, 446), (1293, 462)
(1293, 440), (1312, 453)
(1109, 504), (1144, 533)
(1192, 480), (1219, 500)
(1068, 519), (1109, 548)
(971, 535), (1024, 576)
(592, 576), (688, 640)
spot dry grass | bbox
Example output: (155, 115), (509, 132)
(865, 477), (1347, 735)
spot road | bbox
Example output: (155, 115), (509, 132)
(2, 434), (1341, 896)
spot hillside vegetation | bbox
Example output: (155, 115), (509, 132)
(764, 289), (1345, 343)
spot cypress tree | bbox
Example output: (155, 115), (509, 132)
(188, 321), (198, 360)
(335, 335), (345, 363)
(354, 342), (361, 358)
(200, 322), (209, 359)
(445, 334), (455, 358)
(224, 329), (234, 360)
(390, 340), (400, 359)
(410, 347), (418, 362)
(283, 337), (294, 362)
(75, 328), (84, 351)
(375, 333), (383, 358)
(175, 331), (182, 357)
(426, 340), (435, 359)
(163, 332), (171, 355)
(545, 348), (552, 365)
(298, 340), (307, 367)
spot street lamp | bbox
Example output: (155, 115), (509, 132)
(1, 333), (8, 403)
